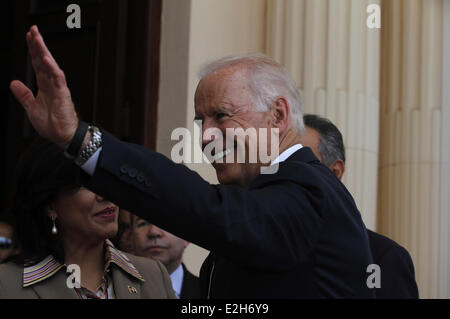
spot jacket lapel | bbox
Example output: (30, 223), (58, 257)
(111, 266), (142, 299)
(30, 269), (79, 299)
(29, 263), (144, 299)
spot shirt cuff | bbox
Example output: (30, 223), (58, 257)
(81, 147), (102, 176)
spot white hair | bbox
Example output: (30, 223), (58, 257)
(198, 53), (304, 134)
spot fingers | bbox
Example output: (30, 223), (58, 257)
(43, 55), (67, 88)
(29, 26), (57, 65)
(27, 26), (64, 82)
(10, 80), (36, 109)
(26, 31), (43, 73)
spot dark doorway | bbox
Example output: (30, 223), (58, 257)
(1, 0), (162, 217)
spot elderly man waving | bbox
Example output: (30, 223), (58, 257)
(10, 26), (374, 298)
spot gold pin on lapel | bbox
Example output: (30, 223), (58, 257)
(128, 285), (138, 294)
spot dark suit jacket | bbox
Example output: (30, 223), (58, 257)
(180, 263), (201, 299)
(367, 230), (419, 298)
(82, 131), (375, 298)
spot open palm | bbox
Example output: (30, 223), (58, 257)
(10, 25), (78, 149)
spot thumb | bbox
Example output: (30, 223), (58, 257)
(10, 80), (36, 109)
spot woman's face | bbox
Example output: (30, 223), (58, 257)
(50, 187), (118, 244)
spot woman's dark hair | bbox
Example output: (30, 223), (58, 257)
(10, 137), (82, 266)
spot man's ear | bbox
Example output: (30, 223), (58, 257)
(184, 241), (190, 249)
(329, 159), (345, 180)
(269, 96), (290, 133)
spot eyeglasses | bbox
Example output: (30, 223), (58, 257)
(0, 237), (13, 249)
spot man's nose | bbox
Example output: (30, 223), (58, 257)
(147, 224), (163, 238)
(201, 120), (222, 150)
(201, 120), (213, 149)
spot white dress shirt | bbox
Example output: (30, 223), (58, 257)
(81, 147), (102, 176)
(169, 264), (184, 299)
(271, 144), (303, 165)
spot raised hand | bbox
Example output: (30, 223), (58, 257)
(10, 25), (79, 150)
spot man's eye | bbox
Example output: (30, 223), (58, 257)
(216, 113), (228, 120)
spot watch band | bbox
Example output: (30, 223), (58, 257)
(74, 126), (102, 166)
(64, 121), (89, 160)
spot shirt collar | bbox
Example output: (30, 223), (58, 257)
(23, 239), (144, 287)
(23, 255), (65, 287)
(169, 264), (184, 299)
(103, 239), (145, 282)
(271, 144), (303, 165)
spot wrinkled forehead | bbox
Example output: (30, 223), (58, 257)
(194, 67), (253, 113)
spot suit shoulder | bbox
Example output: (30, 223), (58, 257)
(367, 231), (419, 298)
(368, 230), (396, 246)
(0, 262), (22, 280)
(368, 230), (413, 263)
(122, 252), (176, 298)
(0, 262), (30, 298)
(124, 252), (160, 270)
(123, 252), (168, 280)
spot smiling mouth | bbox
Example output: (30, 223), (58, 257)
(94, 206), (116, 217)
(211, 148), (233, 162)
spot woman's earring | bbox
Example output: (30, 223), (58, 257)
(51, 217), (58, 235)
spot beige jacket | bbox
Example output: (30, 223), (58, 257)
(0, 252), (176, 299)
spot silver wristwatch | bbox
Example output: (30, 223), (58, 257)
(74, 126), (102, 166)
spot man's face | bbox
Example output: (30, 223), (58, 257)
(300, 125), (345, 180)
(299, 126), (323, 162)
(194, 67), (275, 187)
(132, 217), (188, 274)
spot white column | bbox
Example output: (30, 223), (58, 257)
(379, 0), (445, 298)
(266, 0), (381, 230)
(440, 0), (450, 299)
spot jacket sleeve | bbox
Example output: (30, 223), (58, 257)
(82, 131), (325, 270)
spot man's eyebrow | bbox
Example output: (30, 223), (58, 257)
(214, 106), (232, 113)
(193, 105), (235, 121)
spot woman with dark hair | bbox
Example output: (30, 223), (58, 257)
(0, 138), (175, 299)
